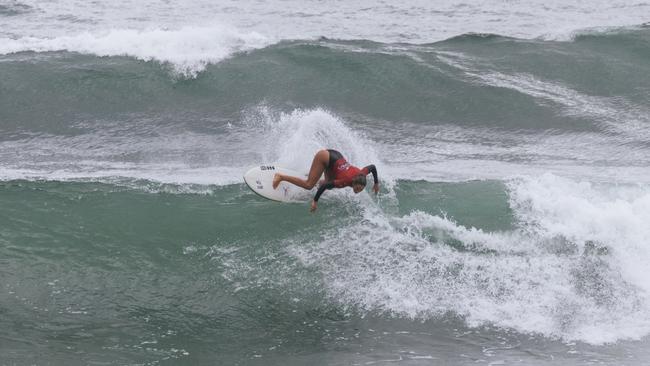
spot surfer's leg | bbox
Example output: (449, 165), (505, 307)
(273, 150), (329, 189)
(305, 149), (330, 187)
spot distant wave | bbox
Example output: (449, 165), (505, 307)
(2, 24), (649, 77)
(0, 24), (272, 76)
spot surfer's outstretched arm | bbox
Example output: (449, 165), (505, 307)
(364, 164), (379, 194)
(314, 181), (335, 202)
(310, 181), (335, 212)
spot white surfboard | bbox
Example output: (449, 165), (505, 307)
(243, 165), (312, 202)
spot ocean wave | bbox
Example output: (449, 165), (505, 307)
(3, 164), (650, 344)
(290, 173), (650, 344)
(0, 24), (272, 76)
(555, 24), (650, 42)
(3, 34), (646, 137)
(4, 1), (650, 46)
(2, 24), (649, 78)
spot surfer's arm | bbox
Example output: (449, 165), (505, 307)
(364, 164), (378, 184)
(314, 181), (335, 202)
(364, 164), (379, 194)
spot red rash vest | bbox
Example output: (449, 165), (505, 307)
(329, 158), (368, 188)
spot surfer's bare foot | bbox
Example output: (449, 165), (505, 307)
(272, 173), (282, 189)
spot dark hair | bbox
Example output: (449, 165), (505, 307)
(352, 174), (367, 186)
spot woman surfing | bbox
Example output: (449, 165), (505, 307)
(272, 149), (379, 212)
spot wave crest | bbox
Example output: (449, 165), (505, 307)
(0, 24), (272, 77)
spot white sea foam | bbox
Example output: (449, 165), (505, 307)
(247, 107), (388, 184)
(290, 173), (650, 344)
(508, 174), (650, 296)
(0, 25), (271, 76)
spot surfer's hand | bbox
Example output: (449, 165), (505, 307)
(373, 183), (379, 195)
(310, 200), (318, 212)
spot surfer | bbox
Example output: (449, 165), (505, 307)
(272, 149), (379, 212)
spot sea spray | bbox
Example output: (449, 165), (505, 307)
(290, 174), (650, 344)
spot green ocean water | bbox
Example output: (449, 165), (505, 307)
(2, 26), (650, 365)
(0, 180), (505, 363)
(2, 178), (650, 365)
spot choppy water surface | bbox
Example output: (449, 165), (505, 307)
(1, 1), (650, 365)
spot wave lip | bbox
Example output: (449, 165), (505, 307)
(0, 24), (272, 76)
